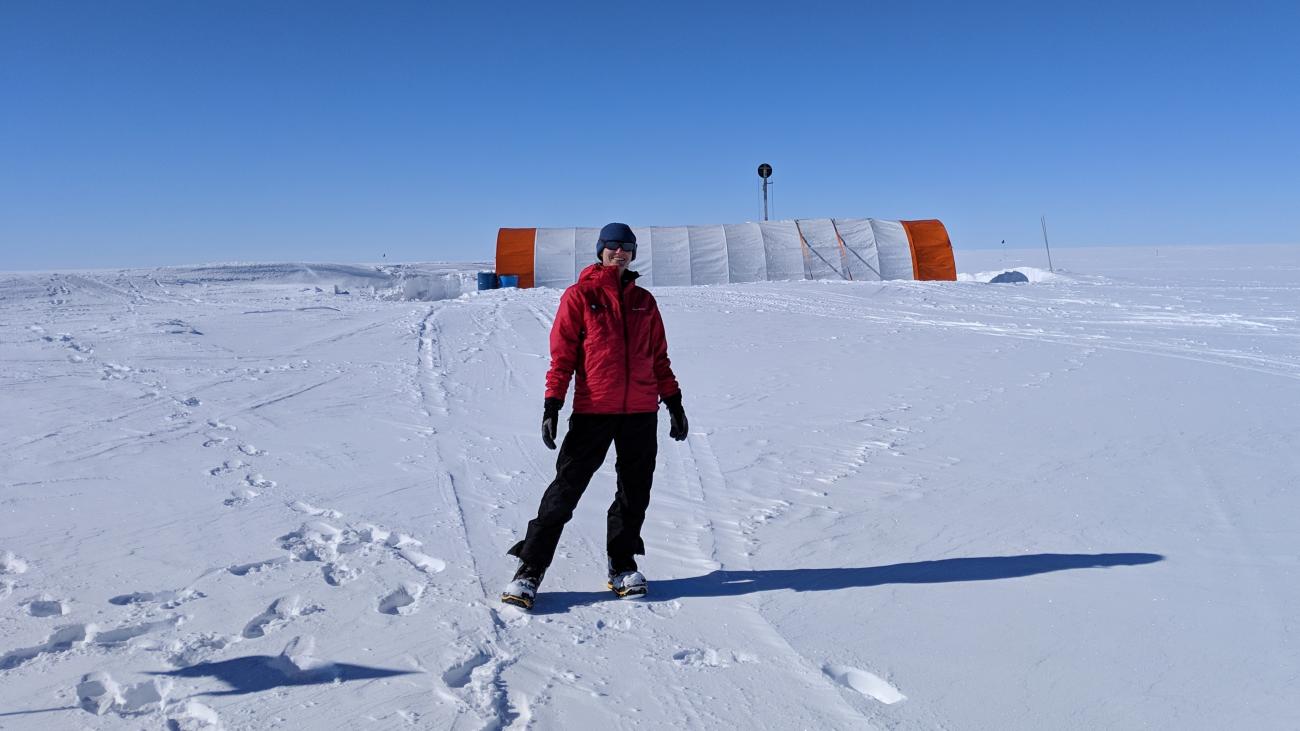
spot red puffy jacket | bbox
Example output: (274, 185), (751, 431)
(546, 264), (680, 414)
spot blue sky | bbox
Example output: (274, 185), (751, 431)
(2, 1), (1298, 269)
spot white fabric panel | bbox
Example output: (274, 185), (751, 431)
(759, 220), (806, 281)
(529, 217), (914, 287)
(723, 223), (766, 283)
(796, 219), (847, 280)
(534, 228), (577, 289)
(631, 226), (653, 286)
(833, 218), (882, 282)
(871, 219), (915, 280)
(573, 227), (599, 284)
(651, 227), (691, 286)
(687, 225), (728, 285)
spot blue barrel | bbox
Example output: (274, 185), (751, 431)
(498, 274), (519, 288)
(477, 271), (498, 291)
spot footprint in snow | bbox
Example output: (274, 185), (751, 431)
(227, 557), (290, 576)
(491, 604), (531, 627)
(207, 459), (246, 477)
(22, 595), (69, 617)
(75, 671), (121, 715)
(244, 473), (276, 489)
(101, 363), (131, 380)
(224, 488), (259, 507)
(242, 595), (320, 639)
(398, 546), (446, 575)
(323, 562), (361, 586)
(328, 523), (443, 577)
(377, 582), (424, 615)
(206, 419), (237, 432)
(166, 699), (222, 729)
(385, 533), (446, 574)
(441, 647), (493, 689)
(95, 615), (185, 646)
(109, 588), (205, 609)
(157, 318), (205, 336)
(167, 632), (237, 667)
(288, 500), (342, 519)
(238, 444), (266, 456)
(1, 623), (94, 670)
(76, 671), (175, 717)
(595, 617), (632, 632)
(45, 333), (93, 354)
(822, 663), (906, 705)
(280, 522), (345, 562)
(356, 523), (391, 544)
(202, 436), (229, 448)
(672, 648), (725, 668)
(641, 599), (681, 619)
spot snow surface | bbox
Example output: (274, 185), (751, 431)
(1, 245), (1298, 729)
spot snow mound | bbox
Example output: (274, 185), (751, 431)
(0, 550), (29, 574)
(823, 663), (907, 704)
(957, 266), (1065, 283)
(159, 262), (483, 301)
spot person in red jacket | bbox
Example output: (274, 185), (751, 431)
(502, 222), (688, 610)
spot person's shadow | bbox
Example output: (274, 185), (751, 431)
(151, 655), (417, 696)
(533, 552), (1163, 615)
(0, 654), (419, 718)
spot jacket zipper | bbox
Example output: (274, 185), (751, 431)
(620, 280), (630, 413)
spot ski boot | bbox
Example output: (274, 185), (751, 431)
(607, 557), (648, 598)
(501, 562), (545, 610)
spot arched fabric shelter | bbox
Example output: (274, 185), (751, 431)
(495, 217), (956, 289)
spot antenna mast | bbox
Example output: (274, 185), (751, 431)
(757, 163), (773, 221)
(1040, 215), (1055, 273)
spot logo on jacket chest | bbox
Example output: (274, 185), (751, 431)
(587, 298), (649, 316)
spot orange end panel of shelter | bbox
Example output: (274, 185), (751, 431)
(495, 228), (537, 288)
(900, 219), (957, 281)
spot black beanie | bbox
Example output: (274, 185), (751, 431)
(596, 222), (637, 260)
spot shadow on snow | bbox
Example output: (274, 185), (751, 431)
(151, 655), (417, 697)
(531, 552), (1164, 615)
(0, 656), (418, 717)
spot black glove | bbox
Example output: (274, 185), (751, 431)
(662, 392), (688, 441)
(541, 398), (562, 449)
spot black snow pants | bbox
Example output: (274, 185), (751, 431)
(508, 412), (658, 571)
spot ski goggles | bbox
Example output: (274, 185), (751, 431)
(599, 239), (637, 254)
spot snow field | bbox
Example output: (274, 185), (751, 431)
(0, 245), (1297, 729)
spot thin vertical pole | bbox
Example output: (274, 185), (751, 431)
(762, 178), (769, 221)
(1040, 215), (1055, 273)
